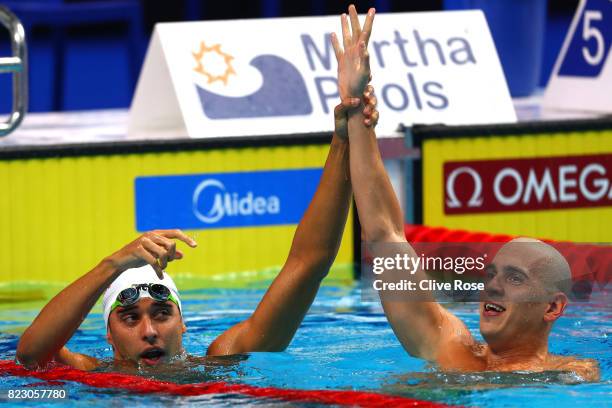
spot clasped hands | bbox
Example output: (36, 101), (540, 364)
(332, 5), (377, 139)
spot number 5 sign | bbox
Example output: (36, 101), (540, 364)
(544, 0), (611, 113)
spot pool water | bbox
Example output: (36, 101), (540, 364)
(0, 280), (610, 407)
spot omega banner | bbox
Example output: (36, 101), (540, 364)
(444, 154), (612, 214)
(416, 123), (612, 242)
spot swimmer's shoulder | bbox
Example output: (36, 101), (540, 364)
(435, 310), (487, 371)
(548, 355), (600, 382)
(436, 342), (488, 372)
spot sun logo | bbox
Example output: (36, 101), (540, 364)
(192, 41), (236, 85)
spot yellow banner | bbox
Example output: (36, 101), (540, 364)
(0, 144), (353, 298)
(422, 129), (612, 242)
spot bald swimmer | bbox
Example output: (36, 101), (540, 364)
(332, 5), (600, 381)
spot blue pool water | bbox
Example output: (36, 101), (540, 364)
(0, 281), (610, 407)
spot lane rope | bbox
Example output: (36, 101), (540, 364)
(0, 360), (453, 407)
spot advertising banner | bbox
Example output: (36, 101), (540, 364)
(543, 0), (612, 113)
(135, 169), (322, 230)
(129, 11), (516, 139)
(0, 142), (353, 290)
(444, 154), (612, 215)
(414, 123), (612, 242)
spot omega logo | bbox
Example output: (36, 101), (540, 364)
(445, 166), (483, 208)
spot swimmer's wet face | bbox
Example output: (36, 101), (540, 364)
(107, 297), (186, 366)
(479, 239), (570, 352)
(101, 265), (185, 365)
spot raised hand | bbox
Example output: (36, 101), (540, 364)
(105, 229), (197, 278)
(334, 85), (379, 139)
(331, 5), (375, 103)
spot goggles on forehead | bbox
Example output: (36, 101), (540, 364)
(110, 283), (179, 312)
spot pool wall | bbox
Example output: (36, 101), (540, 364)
(0, 136), (354, 300)
(408, 119), (612, 242)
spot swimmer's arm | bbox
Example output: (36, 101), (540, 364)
(207, 135), (352, 356)
(561, 358), (600, 382)
(383, 293), (478, 363)
(54, 346), (99, 371)
(580, 359), (600, 382)
(324, 5), (473, 362)
(16, 259), (119, 369)
(345, 112), (478, 361)
(16, 230), (195, 369)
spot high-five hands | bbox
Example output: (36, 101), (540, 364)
(334, 85), (379, 139)
(331, 5), (375, 104)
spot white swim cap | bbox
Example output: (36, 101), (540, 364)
(102, 264), (182, 328)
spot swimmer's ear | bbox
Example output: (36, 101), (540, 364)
(543, 292), (568, 322)
(182, 323), (187, 334)
(106, 324), (116, 348)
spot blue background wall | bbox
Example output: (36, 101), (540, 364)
(0, 0), (578, 114)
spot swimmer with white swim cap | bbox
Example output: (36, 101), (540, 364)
(16, 5), (378, 372)
(330, 5), (600, 381)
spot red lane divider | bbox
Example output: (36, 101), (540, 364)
(405, 224), (611, 284)
(0, 360), (452, 407)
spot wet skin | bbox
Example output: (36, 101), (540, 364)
(106, 298), (186, 367)
(479, 245), (555, 353)
(447, 244), (599, 380)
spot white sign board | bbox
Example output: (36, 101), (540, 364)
(543, 0), (612, 113)
(128, 10), (516, 139)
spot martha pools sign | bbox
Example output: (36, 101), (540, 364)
(128, 11), (516, 139)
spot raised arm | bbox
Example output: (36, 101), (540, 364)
(206, 94), (378, 356)
(16, 230), (196, 369)
(333, 5), (475, 362)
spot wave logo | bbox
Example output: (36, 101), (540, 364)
(192, 178), (280, 224)
(191, 41), (312, 119)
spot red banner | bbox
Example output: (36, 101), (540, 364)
(444, 154), (612, 214)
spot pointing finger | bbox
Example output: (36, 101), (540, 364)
(156, 229), (197, 247)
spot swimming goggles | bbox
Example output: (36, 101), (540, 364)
(110, 283), (179, 312)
